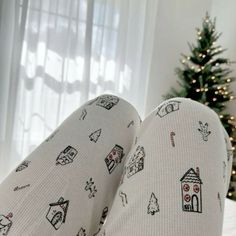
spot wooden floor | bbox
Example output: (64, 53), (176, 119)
(223, 199), (236, 236)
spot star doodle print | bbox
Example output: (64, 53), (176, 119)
(180, 167), (203, 213)
(104, 145), (124, 174)
(126, 145), (145, 178)
(15, 160), (30, 172)
(198, 121), (211, 141)
(89, 129), (101, 143)
(156, 100), (181, 118)
(85, 178), (97, 198)
(46, 197), (69, 230)
(0, 213), (13, 236)
(147, 193), (160, 215)
(56, 146), (78, 166)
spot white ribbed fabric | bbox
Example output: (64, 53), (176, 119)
(0, 94), (140, 236)
(0, 97), (232, 236)
(100, 97), (233, 236)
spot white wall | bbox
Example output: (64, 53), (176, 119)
(145, 0), (236, 116)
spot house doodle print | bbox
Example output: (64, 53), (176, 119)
(156, 100), (181, 118)
(180, 167), (203, 213)
(95, 95), (119, 110)
(126, 145), (145, 178)
(104, 145), (124, 174)
(15, 160), (30, 172)
(46, 197), (69, 230)
(56, 146), (78, 166)
(0, 213), (13, 236)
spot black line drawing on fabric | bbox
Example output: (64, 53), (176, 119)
(223, 161), (226, 183)
(13, 184), (30, 192)
(104, 145), (124, 174)
(56, 146), (78, 166)
(95, 95), (119, 110)
(15, 160), (31, 172)
(127, 120), (134, 128)
(227, 149), (233, 162)
(170, 131), (176, 147)
(119, 191), (128, 207)
(89, 129), (101, 143)
(217, 192), (222, 212)
(198, 121), (211, 141)
(134, 137), (138, 145)
(86, 97), (98, 106)
(93, 207), (109, 236)
(180, 167), (203, 213)
(45, 129), (59, 142)
(79, 109), (87, 120)
(85, 178), (97, 198)
(126, 145), (145, 178)
(147, 193), (160, 215)
(77, 227), (86, 236)
(46, 197), (69, 230)
(0, 213), (13, 236)
(156, 100), (181, 118)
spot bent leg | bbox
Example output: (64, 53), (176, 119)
(101, 97), (232, 236)
(0, 94), (140, 236)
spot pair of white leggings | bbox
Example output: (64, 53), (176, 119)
(0, 94), (233, 236)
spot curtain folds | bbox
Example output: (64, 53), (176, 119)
(0, 0), (158, 182)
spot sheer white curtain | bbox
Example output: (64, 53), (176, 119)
(0, 0), (158, 182)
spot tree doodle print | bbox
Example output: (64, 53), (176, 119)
(77, 227), (86, 236)
(198, 121), (211, 141)
(85, 178), (97, 198)
(15, 160), (30, 172)
(56, 146), (78, 166)
(156, 100), (181, 118)
(79, 109), (87, 120)
(95, 95), (119, 110)
(126, 145), (145, 178)
(89, 129), (101, 143)
(147, 193), (159, 215)
(46, 197), (69, 230)
(180, 167), (203, 213)
(104, 145), (124, 174)
(0, 213), (13, 236)
(93, 207), (109, 236)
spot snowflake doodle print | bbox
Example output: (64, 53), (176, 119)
(56, 146), (78, 166)
(85, 178), (97, 198)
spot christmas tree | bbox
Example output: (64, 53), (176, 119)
(147, 192), (159, 215)
(165, 13), (236, 200)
